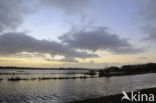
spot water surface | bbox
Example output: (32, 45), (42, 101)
(0, 69), (156, 103)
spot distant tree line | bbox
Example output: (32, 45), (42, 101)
(0, 66), (89, 70)
(98, 63), (156, 77)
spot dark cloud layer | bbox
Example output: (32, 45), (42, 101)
(59, 26), (144, 54)
(0, 32), (98, 62)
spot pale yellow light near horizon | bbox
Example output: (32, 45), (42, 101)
(0, 57), (63, 68)
(0, 50), (155, 68)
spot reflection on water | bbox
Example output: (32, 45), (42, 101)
(0, 69), (156, 103)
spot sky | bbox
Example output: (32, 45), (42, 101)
(0, 0), (156, 68)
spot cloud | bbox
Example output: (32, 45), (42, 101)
(138, 57), (147, 60)
(143, 27), (156, 41)
(141, 0), (156, 23)
(40, 0), (90, 14)
(0, 32), (98, 62)
(57, 57), (79, 63)
(11, 52), (47, 59)
(0, 0), (33, 32)
(59, 26), (144, 54)
(0, 0), (90, 33)
(59, 62), (122, 69)
(140, 0), (156, 41)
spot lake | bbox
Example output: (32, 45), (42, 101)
(0, 69), (156, 103)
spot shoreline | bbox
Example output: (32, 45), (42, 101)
(67, 87), (156, 103)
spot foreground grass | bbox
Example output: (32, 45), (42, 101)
(67, 87), (156, 103)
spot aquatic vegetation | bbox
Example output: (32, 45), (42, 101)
(7, 75), (97, 81)
(8, 77), (29, 81)
(0, 72), (30, 75)
(86, 70), (97, 76)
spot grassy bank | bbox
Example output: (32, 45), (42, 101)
(67, 87), (156, 103)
